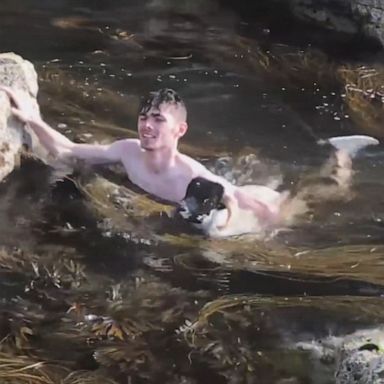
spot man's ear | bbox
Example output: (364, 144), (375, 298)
(178, 122), (188, 138)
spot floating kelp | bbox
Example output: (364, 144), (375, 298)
(0, 352), (118, 384)
(23, 156), (384, 291)
(202, 33), (384, 143)
(72, 168), (174, 219)
(65, 168), (174, 245)
(0, 248), (39, 275)
(183, 295), (384, 335)
(158, 233), (384, 287)
(93, 342), (158, 377)
(0, 247), (87, 293)
(339, 65), (384, 138)
(0, 353), (69, 384)
(203, 33), (338, 92)
(62, 370), (118, 384)
(178, 294), (384, 383)
(61, 274), (212, 382)
(0, 238), (215, 382)
(79, 274), (208, 333)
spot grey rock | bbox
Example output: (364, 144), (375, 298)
(335, 328), (384, 384)
(295, 328), (384, 384)
(272, 0), (384, 47)
(0, 52), (44, 182)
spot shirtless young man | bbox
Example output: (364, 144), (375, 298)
(0, 87), (276, 224)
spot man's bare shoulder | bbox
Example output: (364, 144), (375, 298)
(177, 152), (207, 175)
(177, 152), (235, 192)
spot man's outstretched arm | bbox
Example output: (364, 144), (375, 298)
(0, 86), (128, 164)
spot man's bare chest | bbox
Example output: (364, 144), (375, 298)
(121, 158), (190, 202)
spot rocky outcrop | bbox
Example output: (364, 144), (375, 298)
(352, 0), (384, 45)
(288, 0), (384, 47)
(335, 328), (384, 384)
(0, 52), (41, 182)
(296, 328), (384, 383)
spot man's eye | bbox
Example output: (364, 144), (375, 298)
(155, 117), (165, 123)
(139, 115), (147, 121)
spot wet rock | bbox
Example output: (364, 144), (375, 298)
(231, 0), (384, 48)
(297, 328), (384, 383)
(0, 52), (43, 181)
(287, 0), (384, 47)
(335, 328), (384, 384)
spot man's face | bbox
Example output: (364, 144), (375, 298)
(137, 103), (186, 151)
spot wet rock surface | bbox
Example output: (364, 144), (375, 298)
(226, 0), (384, 48)
(289, 0), (384, 47)
(297, 328), (384, 384)
(0, 52), (42, 181)
(336, 328), (384, 384)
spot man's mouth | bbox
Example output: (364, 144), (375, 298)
(141, 133), (156, 139)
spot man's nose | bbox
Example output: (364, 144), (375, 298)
(144, 120), (154, 130)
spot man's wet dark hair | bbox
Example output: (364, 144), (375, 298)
(139, 88), (187, 120)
